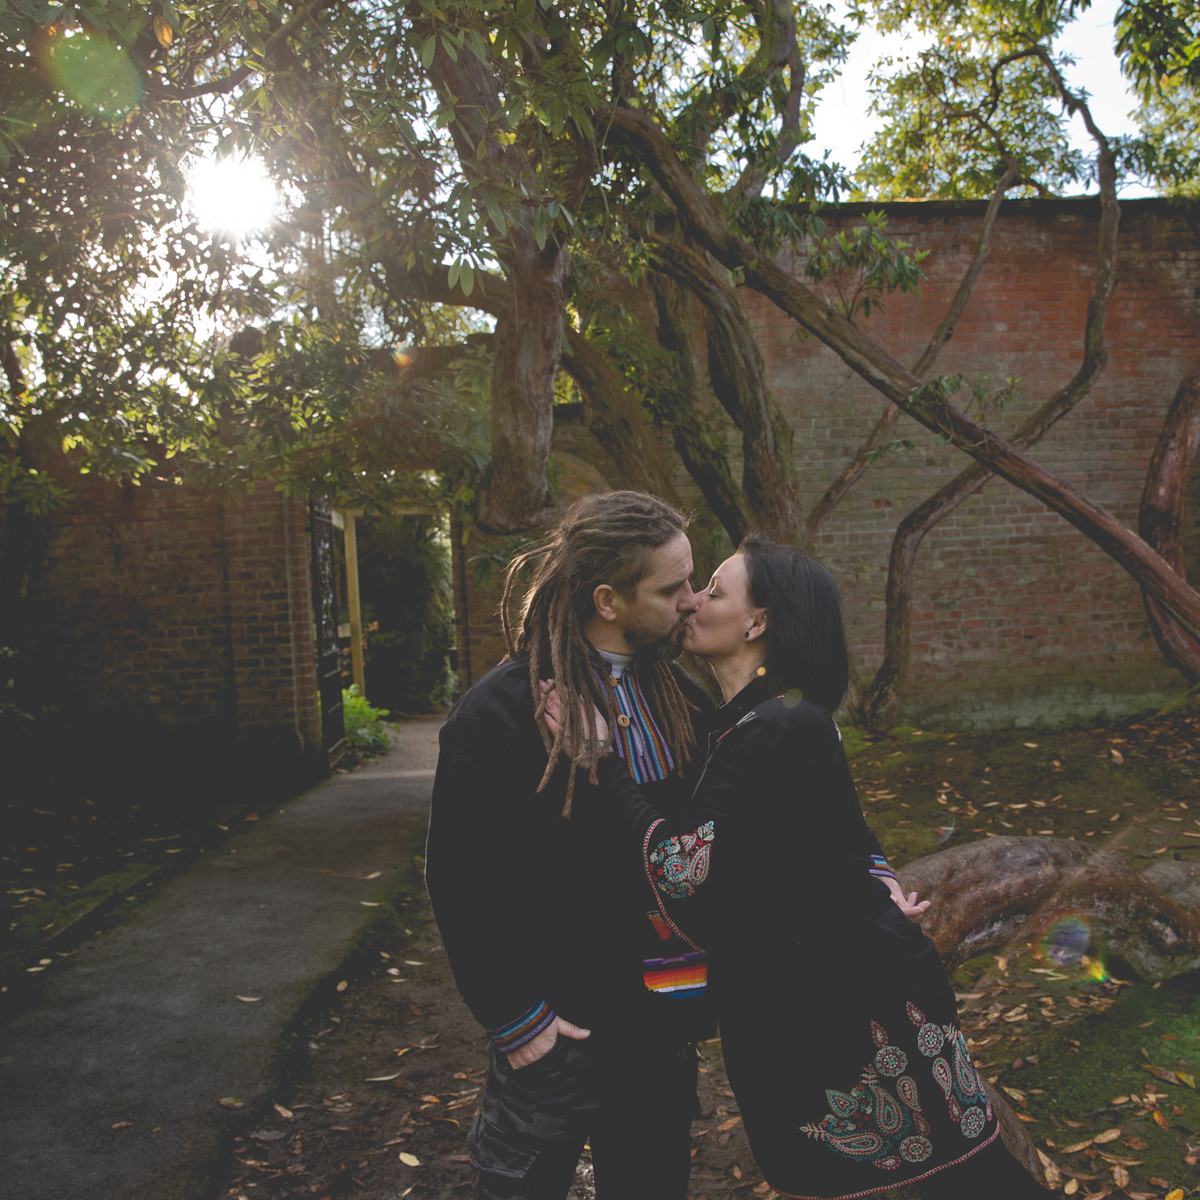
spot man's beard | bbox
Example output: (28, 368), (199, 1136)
(625, 619), (688, 664)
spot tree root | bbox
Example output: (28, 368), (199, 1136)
(896, 835), (1200, 1184)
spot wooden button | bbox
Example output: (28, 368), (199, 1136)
(616, 714), (631, 728)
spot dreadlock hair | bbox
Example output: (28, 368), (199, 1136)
(501, 491), (698, 815)
(738, 533), (850, 713)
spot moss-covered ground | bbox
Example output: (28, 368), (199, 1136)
(842, 708), (1200, 1200)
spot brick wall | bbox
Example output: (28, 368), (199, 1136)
(461, 198), (1200, 727)
(775, 198), (1200, 725)
(15, 477), (325, 799)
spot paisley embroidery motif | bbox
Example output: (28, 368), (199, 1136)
(874, 1044), (908, 1078)
(908, 1002), (947, 1058)
(647, 821), (714, 900)
(802, 1011), (996, 1172)
(901, 1135), (933, 1163)
(960, 1106), (988, 1138)
(914, 1006), (992, 1134)
(800, 1068), (929, 1169)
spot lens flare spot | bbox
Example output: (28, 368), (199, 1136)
(1040, 917), (1091, 968)
(926, 814), (956, 846)
(921, 811), (960, 849)
(44, 31), (142, 119)
(781, 689), (803, 709)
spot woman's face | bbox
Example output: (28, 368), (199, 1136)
(683, 553), (764, 661)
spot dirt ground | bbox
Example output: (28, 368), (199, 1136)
(218, 875), (770, 1200)
(217, 709), (1200, 1200)
(11, 706), (1200, 1200)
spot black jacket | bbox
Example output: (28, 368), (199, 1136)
(425, 656), (717, 1049)
(586, 678), (1000, 1198)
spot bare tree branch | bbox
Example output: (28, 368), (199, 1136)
(810, 160), (1020, 535)
(601, 101), (1200, 640)
(855, 83), (1121, 725)
(2, 337), (27, 399)
(1139, 361), (1200, 682)
(144, 0), (340, 103)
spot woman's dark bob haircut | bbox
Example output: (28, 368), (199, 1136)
(738, 533), (849, 713)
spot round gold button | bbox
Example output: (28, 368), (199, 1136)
(616, 714), (631, 728)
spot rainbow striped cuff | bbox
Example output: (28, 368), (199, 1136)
(488, 1000), (556, 1053)
(869, 854), (897, 882)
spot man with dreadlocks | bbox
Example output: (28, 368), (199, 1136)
(426, 491), (714, 1200)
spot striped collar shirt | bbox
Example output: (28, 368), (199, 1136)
(596, 650), (675, 784)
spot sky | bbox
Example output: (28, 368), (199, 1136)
(808, 0), (1149, 196)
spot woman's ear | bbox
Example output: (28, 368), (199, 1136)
(592, 582), (619, 624)
(745, 608), (768, 642)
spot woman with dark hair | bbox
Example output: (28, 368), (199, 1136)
(564, 534), (1048, 1199)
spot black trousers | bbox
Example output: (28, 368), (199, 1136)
(467, 1035), (699, 1200)
(915, 1135), (1051, 1199)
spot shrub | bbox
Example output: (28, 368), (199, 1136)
(342, 686), (391, 755)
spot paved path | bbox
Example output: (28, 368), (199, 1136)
(0, 716), (443, 1200)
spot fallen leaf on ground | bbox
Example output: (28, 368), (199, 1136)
(1096, 1152), (1141, 1166)
(1093, 1128), (1122, 1144)
(1036, 1150), (1062, 1188)
(235, 995), (262, 1003)
(399, 1151), (420, 1166)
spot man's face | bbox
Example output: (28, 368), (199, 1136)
(609, 532), (698, 661)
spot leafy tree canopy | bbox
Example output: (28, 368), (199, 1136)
(0, 0), (1195, 521)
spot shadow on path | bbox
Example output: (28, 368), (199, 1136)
(0, 715), (443, 1200)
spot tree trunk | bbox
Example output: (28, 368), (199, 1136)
(651, 242), (809, 545)
(480, 240), (566, 531)
(1138, 361), (1200, 683)
(560, 327), (683, 503)
(648, 275), (753, 542)
(891, 835), (1200, 1183)
(897, 836), (1200, 978)
(423, 24), (568, 532)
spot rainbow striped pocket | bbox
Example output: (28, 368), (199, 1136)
(642, 949), (708, 998)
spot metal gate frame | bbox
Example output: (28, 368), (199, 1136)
(309, 497), (346, 766)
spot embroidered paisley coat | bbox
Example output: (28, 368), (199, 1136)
(589, 679), (1000, 1200)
